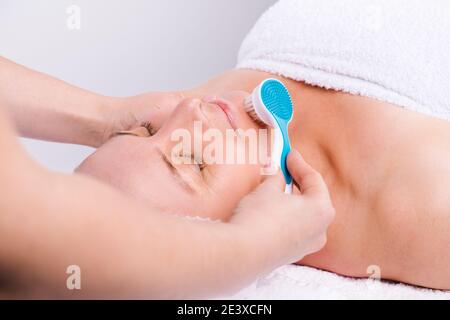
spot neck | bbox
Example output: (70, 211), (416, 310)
(284, 80), (344, 195)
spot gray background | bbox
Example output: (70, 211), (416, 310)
(0, 0), (274, 172)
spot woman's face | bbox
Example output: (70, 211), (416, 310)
(76, 91), (268, 220)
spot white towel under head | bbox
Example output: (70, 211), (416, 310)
(237, 0), (450, 122)
(220, 265), (450, 300)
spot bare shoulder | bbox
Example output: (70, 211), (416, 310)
(298, 91), (450, 289)
(370, 110), (450, 289)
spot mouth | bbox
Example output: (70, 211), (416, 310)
(207, 99), (238, 129)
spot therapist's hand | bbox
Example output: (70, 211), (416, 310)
(105, 92), (185, 144)
(231, 150), (335, 270)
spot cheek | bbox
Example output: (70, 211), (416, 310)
(204, 164), (262, 220)
(75, 138), (153, 197)
(75, 149), (118, 183)
(132, 179), (194, 215)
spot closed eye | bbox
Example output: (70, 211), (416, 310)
(176, 152), (207, 173)
(157, 149), (199, 194)
(141, 121), (157, 136)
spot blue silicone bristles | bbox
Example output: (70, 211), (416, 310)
(260, 79), (293, 121)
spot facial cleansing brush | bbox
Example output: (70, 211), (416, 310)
(244, 78), (294, 193)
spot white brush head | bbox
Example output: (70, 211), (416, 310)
(244, 81), (278, 127)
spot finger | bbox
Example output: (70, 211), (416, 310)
(259, 169), (286, 192)
(115, 127), (151, 137)
(287, 150), (328, 197)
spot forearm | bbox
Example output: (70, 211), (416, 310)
(0, 102), (269, 298)
(0, 130), (265, 299)
(0, 56), (120, 147)
(1, 170), (268, 298)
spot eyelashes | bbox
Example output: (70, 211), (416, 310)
(177, 151), (207, 171)
(141, 121), (157, 136)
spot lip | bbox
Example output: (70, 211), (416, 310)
(208, 99), (238, 129)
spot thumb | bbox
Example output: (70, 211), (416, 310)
(287, 150), (328, 197)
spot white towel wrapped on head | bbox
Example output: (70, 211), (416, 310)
(237, 0), (450, 122)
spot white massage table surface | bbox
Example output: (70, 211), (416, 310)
(222, 265), (449, 300)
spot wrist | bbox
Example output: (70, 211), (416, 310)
(231, 219), (292, 274)
(195, 222), (269, 295)
(92, 96), (128, 147)
(230, 223), (282, 280)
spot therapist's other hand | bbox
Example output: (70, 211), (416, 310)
(102, 92), (185, 145)
(232, 150), (335, 269)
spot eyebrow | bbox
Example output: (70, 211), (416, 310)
(157, 149), (197, 194)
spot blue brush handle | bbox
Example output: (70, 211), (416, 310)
(277, 118), (293, 185)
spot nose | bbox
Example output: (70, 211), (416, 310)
(178, 97), (234, 130)
(176, 98), (211, 125)
(219, 91), (250, 107)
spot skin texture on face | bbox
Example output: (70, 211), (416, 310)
(76, 91), (268, 221)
